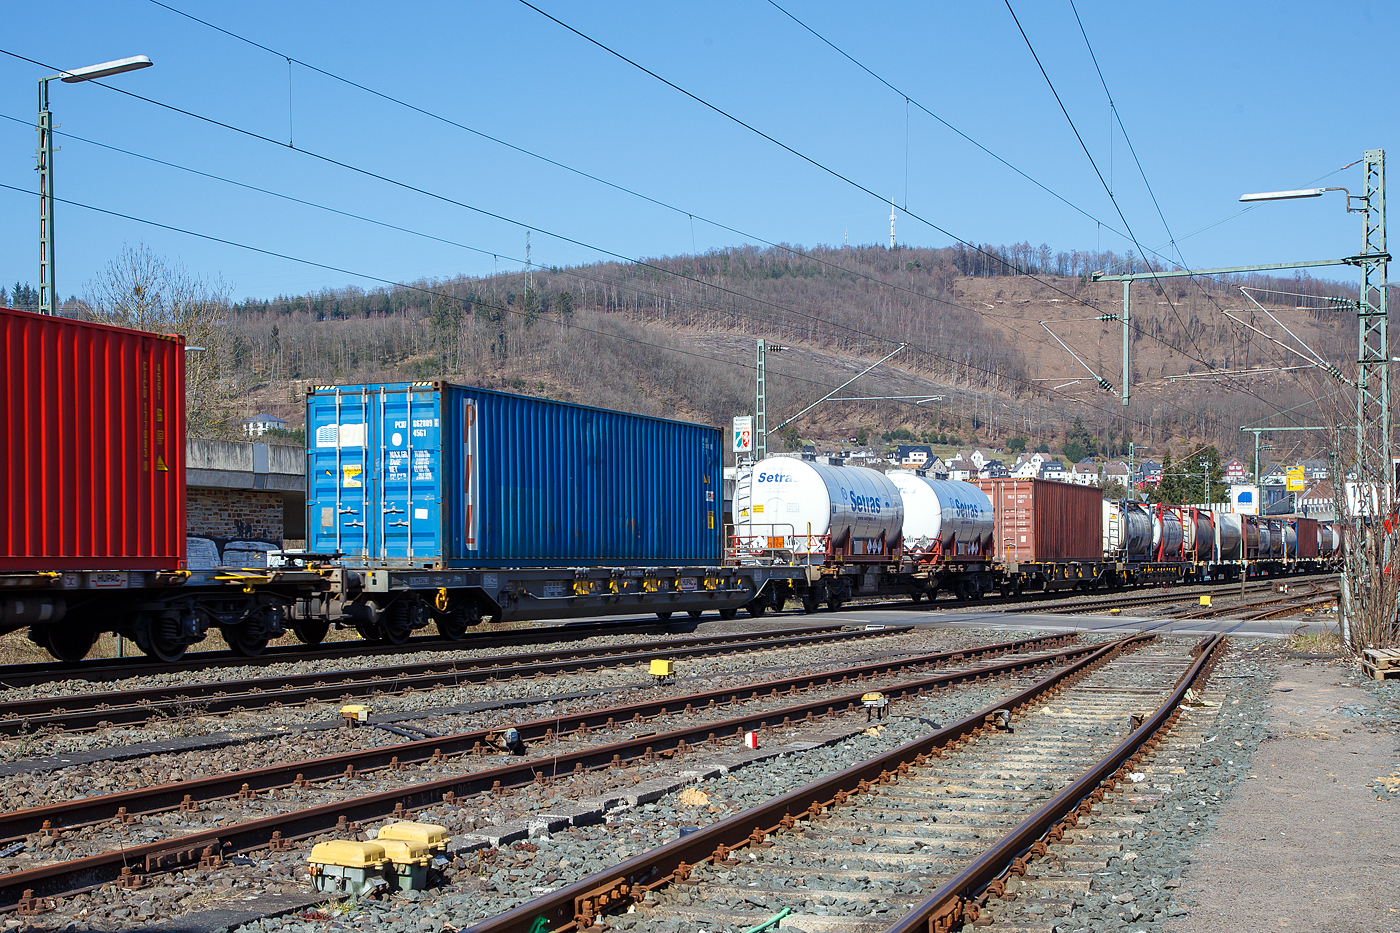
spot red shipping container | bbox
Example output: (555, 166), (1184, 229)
(1, 307), (185, 570)
(973, 478), (1103, 564)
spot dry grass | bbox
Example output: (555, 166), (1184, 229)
(1286, 628), (1345, 656)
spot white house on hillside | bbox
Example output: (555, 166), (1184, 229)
(242, 413), (288, 437)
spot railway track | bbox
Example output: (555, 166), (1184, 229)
(0, 615), (737, 688)
(0, 572), (1332, 683)
(469, 632), (1223, 932)
(1041, 575), (1336, 617)
(0, 624), (902, 735)
(0, 633), (1087, 912)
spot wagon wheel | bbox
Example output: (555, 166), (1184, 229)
(292, 618), (330, 646)
(655, 611), (674, 620)
(718, 607), (739, 620)
(134, 612), (188, 663)
(38, 625), (97, 664)
(687, 610), (704, 619)
(381, 601), (415, 645)
(221, 608), (277, 657)
(436, 602), (479, 641)
(221, 624), (269, 657)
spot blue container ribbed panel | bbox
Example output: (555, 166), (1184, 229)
(307, 382), (721, 567)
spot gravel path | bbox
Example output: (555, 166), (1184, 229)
(1164, 656), (1400, 933)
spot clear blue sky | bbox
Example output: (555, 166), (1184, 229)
(0, 1), (1393, 303)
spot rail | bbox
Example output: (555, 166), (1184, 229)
(886, 632), (1227, 932)
(464, 634), (1146, 932)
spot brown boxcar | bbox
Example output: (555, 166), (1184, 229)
(1, 307), (185, 570)
(973, 478), (1103, 564)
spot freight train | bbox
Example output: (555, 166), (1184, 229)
(728, 459), (1338, 611)
(0, 306), (1339, 664)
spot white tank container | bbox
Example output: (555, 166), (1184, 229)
(1256, 521), (1271, 557)
(1216, 513), (1243, 559)
(1282, 522), (1297, 557)
(741, 458), (903, 554)
(887, 473), (993, 557)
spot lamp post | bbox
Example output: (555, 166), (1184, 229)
(1239, 150), (1387, 475)
(37, 55), (152, 315)
(1243, 151), (1387, 648)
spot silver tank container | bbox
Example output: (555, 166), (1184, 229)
(1184, 509), (1216, 560)
(1102, 501), (1152, 559)
(1151, 507), (1184, 559)
(1216, 513), (1243, 559)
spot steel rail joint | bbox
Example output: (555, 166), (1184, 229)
(0, 636), (1091, 908)
(465, 634), (1151, 933)
(886, 633), (1228, 933)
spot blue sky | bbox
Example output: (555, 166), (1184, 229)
(0, 1), (1393, 302)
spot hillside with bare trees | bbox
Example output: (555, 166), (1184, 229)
(113, 241), (1363, 463)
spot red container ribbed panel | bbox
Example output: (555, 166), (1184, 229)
(1, 306), (185, 571)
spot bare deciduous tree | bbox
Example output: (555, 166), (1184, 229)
(84, 243), (239, 437)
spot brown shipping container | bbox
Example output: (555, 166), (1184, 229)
(973, 478), (1103, 564)
(1293, 516), (1319, 558)
(1, 306), (186, 571)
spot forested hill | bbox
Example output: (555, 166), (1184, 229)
(219, 242), (1355, 463)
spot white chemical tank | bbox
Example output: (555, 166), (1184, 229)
(738, 458), (903, 557)
(1216, 513), (1243, 560)
(887, 473), (993, 558)
(1151, 507), (1184, 559)
(1282, 522), (1297, 556)
(1103, 501), (1152, 559)
(1256, 521), (1271, 557)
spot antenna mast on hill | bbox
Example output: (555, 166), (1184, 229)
(525, 230), (532, 293)
(889, 200), (896, 249)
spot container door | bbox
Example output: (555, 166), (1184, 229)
(307, 388), (372, 557)
(377, 385), (443, 560)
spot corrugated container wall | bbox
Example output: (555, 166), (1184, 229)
(306, 383), (722, 567)
(1, 306), (186, 570)
(973, 478), (1103, 564)
(1293, 517), (1319, 559)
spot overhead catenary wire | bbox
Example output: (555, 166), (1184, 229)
(142, 0), (1042, 340)
(0, 46), (1176, 430)
(511, 2), (1328, 430)
(0, 35), (1258, 428)
(0, 111), (901, 356)
(0, 178), (1174, 435)
(0, 29), (1323, 437)
(1001, 0), (1210, 364)
(763, 0), (1180, 269)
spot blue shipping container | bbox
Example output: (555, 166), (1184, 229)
(306, 383), (722, 567)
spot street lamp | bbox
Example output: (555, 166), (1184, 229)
(37, 55), (152, 315)
(1240, 187), (1338, 202)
